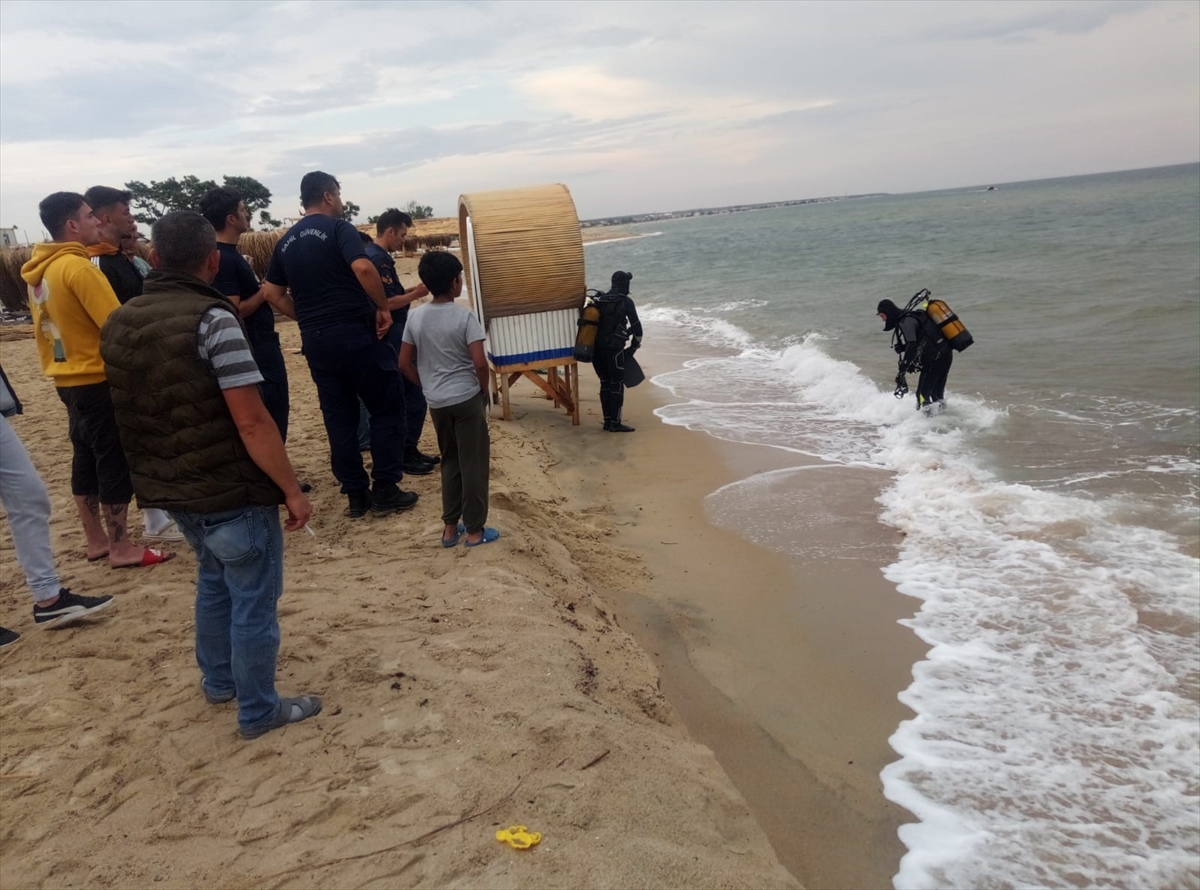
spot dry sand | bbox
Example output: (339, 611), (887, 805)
(0, 318), (798, 889)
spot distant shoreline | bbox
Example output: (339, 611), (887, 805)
(579, 226), (638, 245)
(581, 192), (887, 228)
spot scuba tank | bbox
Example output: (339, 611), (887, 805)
(925, 298), (973, 352)
(573, 290), (604, 363)
(904, 288), (974, 352)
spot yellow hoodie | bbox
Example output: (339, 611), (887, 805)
(20, 242), (121, 387)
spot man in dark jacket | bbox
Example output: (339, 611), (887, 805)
(878, 297), (953, 411)
(592, 270), (643, 432)
(101, 210), (320, 740)
(364, 209), (437, 473)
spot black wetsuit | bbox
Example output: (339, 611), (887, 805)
(591, 291), (642, 426)
(897, 310), (952, 408)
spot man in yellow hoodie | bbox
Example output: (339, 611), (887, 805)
(20, 191), (174, 570)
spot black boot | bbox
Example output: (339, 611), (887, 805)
(599, 390), (614, 429)
(604, 389), (633, 431)
(371, 483), (420, 515)
(402, 448), (435, 475)
(345, 490), (371, 518)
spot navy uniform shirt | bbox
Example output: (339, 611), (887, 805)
(213, 243), (274, 339)
(264, 215), (372, 331)
(363, 242), (408, 325)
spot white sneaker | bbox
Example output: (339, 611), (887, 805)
(144, 520), (185, 542)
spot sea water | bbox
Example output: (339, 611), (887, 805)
(585, 164), (1200, 890)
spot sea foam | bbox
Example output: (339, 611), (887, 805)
(644, 307), (1200, 890)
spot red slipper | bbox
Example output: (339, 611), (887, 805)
(115, 547), (175, 569)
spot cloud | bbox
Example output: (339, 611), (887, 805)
(0, 0), (1196, 235)
(920, 0), (1141, 42)
(517, 66), (664, 120)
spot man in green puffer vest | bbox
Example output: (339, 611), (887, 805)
(101, 211), (321, 740)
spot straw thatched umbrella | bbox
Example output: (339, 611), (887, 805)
(237, 231), (284, 279)
(0, 247), (33, 314)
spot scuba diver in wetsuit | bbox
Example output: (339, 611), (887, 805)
(593, 271), (643, 432)
(878, 297), (953, 411)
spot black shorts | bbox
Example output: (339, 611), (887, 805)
(56, 382), (133, 504)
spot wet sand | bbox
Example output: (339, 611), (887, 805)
(510, 359), (926, 889)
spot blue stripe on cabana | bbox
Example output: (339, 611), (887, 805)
(488, 346), (575, 367)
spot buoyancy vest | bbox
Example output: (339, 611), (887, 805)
(594, 293), (629, 351)
(100, 271), (284, 513)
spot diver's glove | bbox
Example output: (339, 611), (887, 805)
(627, 336), (642, 357)
(894, 342), (905, 354)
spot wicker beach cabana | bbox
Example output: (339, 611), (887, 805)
(458, 184), (585, 424)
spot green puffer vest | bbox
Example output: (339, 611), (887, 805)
(100, 271), (283, 514)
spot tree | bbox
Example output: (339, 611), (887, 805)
(367, 202), (434, 225)
(124, 175), (279, 228)
(339, 201), (361, 222)
(125, 176), (213, 225)
(405, 200), (434, 219)
(221, 175), (275, 225)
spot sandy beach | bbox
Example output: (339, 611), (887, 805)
(1, 252), (920, 888)
(0, 311), (798, 889)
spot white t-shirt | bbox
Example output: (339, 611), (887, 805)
(402, 301), (485, 409)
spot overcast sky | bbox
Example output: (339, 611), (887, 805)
(1, 0), (1197, 237)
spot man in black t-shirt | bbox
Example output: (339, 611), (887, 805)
(199, 186), (295, 441)
(364, 209), (438, 473)
(261, 172), (416, 518)
(84, 185), (185, 541)
(83, 186), (143, 304)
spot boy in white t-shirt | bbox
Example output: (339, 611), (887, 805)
(399, 252), (499, 548)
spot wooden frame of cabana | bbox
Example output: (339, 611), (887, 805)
(489, 357), (580, 424)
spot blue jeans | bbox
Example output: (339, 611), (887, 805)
(302, 322), (404, 494)
(171, 506), (283, 732)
